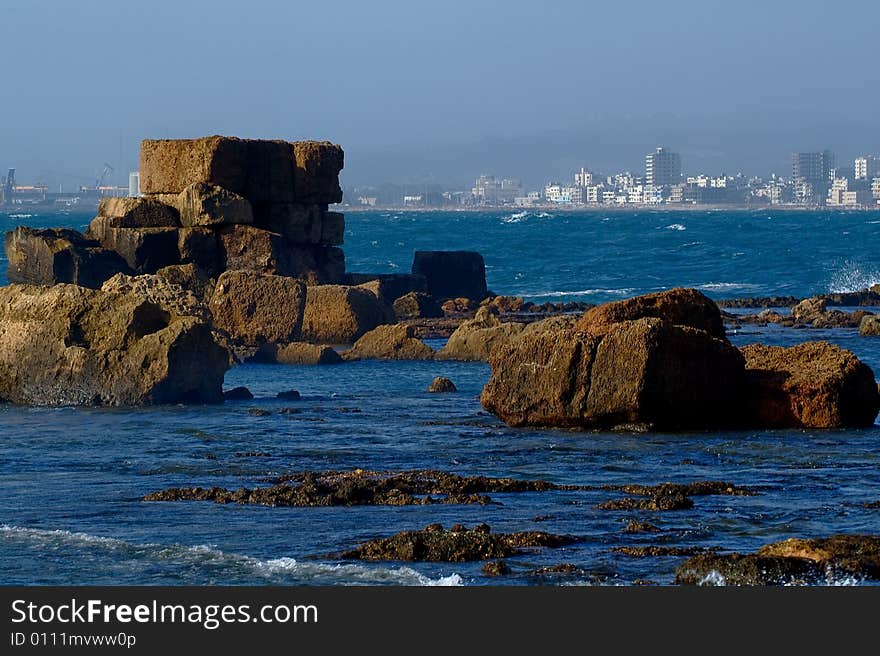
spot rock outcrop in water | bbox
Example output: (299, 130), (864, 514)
(676, 535), (880, 585)
(437, 306), (526, 361)
(0, 284), (228, 405)
(482, 288), (880, 430)
(342, 323), (434, 360)
(339, 523), (576, 562)
(301, 284), (394, 344)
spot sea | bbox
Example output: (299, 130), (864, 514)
(1, 208), (879, 586)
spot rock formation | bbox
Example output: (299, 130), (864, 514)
(411, 250), (488, 301)
(342, 324), (434, 361)
(0, 284), (227, 405)
(437, 306), (525, 361)
(301, 284), (394, 344)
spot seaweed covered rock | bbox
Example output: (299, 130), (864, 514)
(742, 342), (880, 428)
(0, 284), (227, 405)
(676, 535), (880, 585)
(340, 523), (575, 562)
(342, 324), (434, 361)
(575, 287), (726, 340)
(4, 226), (131, 288)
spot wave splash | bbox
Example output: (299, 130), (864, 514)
(0, 525), (463, 586)
(828, 260), (880, 293)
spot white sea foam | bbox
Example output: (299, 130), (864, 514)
(0, 525), (464, 586)
(531, 288), (637, 298)
(665, 223), (686, 231)
(501, 211), (530, 223)
(696, 282), (761, 292)
(828, 259), (880, 293)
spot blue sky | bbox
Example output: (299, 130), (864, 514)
(1, 0), (878, 187)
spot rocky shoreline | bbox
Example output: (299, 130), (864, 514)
(2, 135), (879, 585)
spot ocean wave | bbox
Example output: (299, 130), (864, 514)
(0, 525), (463, 586)
(696, 282), (761, 292)
(828, 260), (880, 293)
(531, 288), (637, 299)
(500, 211), (553, 224)
(665, 224), (686, 231)
(694, 567), (862, 587)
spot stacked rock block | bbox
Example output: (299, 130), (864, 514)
(137, 137), (345, 284)
(4, 136), (345, 287)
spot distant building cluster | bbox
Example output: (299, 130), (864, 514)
(341, 146), (880, 210)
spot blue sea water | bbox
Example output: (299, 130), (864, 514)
(1, 208), (879, 586)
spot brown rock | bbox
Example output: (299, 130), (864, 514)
(139, 136), (248, 195)
(342, 324), (434, 361)
(178, 182), (253, 227)
(209, 270), (307, 346)
(741, 342), (880, 428)
(791, 296), (827, 323)
(177, 227), (222, 276)
(521, 314), (579, 334)
(292, 141), (344, 204)
(586, 318), (745, 429)
(0, 284), (227, 405)
(101, 272), (209, 321)
(97, 197), (180, 227)
(273, 342), (343, 365)
(437, 306), (526, 361)
(441, 297), (478, 315)
(155, 263), (215, 301)
(481, 329), (599, 427)
(5, 226), (131, 288)
(859, 315), (880, 336)
(480, 295), (526, 313)
(393, 291), (443, 320)
(345, 273), (428, 303)
(86, 218), (180, 273)
(482, 561), (511, 576)
(301, 285), (394, 344)
(428, 376), (457, 392)
(575, 288), (726, 340)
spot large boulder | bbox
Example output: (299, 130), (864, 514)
(575, 288), (726, 340)
(481, 317), (746, 430)
(292, 141), (344, 204)
(436, 307), (525, 361)
(301, 285), (394, 344)
(481, 329), (599, 427)
(342, 324), (435, 361)
(256, 203), (324, 243)
(178, 182), (253, 227)
(791, 296), (827, 323)
(139, 136), (248, 195)
(5, 227), (131, 288)
(250, 342), (343, 365)
(86, 218), (180, 273)
(97, 197), (180, 227)
(154, 263), (215, 301)
(209, 270), (307, 346)
(0, 284), (227, 405)
(741, 342), (880, 428)
(411, 251), (488, 301)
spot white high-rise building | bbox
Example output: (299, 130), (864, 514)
(128, 171), (141, 197)
(645, 147), (682, 187)
(855, 155), (880, 180)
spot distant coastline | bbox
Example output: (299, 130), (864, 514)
(339, 203), (880, 213)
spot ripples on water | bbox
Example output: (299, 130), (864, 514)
(0, 209), (879, 585)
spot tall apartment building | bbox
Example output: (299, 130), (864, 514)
(855, 155), (880, 180)
(574, 167), (593, 187)
(645, 147), (682, 187)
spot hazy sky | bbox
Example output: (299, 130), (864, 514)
(1, 0), (878, 188)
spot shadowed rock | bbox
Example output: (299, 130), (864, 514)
(611, 546), (709, 558)
(97, 197), (180, 227)
(250, 342), (344, 365)
(393, 291), (443, 320)
(411, 251), (488, 301)
(339, 523), (575, 562)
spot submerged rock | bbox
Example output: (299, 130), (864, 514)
(742, 342), (880, 428)
(223, 386), (253, 401)
(481, 560), (511, 576)
(342, 323), (434, 361)
(339, 523), (575, 562)
(611, 546), (708, 558)
(250, 342), (343, 365)
(428, 376), (457, 393)
(0, 283), (227, 405)
(598, 481), (755, 512)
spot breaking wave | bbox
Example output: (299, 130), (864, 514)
(828, 260), (880, 293)
(665, 223), (686, 231)
(531, 288), (636, 299)
(0, 525), (464, 586)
